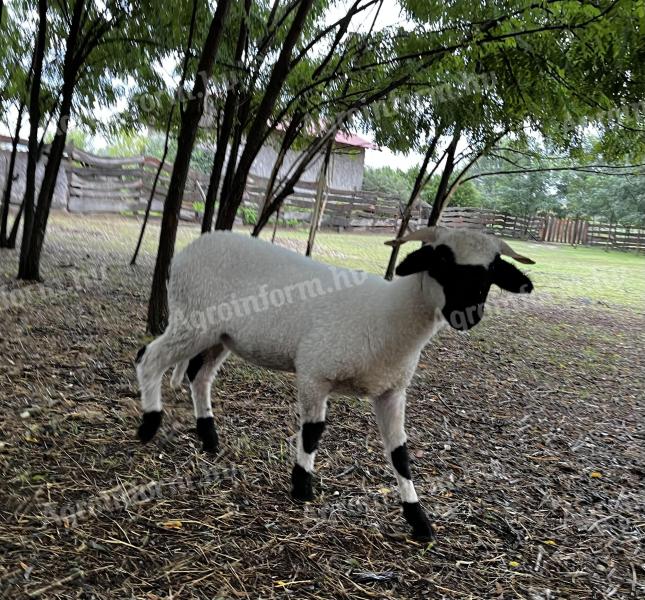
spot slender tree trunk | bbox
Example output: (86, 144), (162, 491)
(217, 108), (246, 217)
(201, 0), (250, 233)
(252, 125), (338, 235)
(251, 7), (385, 239)
(259, 114), (304, 217)
(0, 97), (27, 246)
(271, 205), (281, 242)
(215, 0), (315, 230)
(131, 0), (199, 264)
(19, 0), (88, 281)
(148, 0), (232, 334)
(306, 139), (333, 256)
(201, 94), (236, 233)
(5, 100), (56, 250)
(130, 139), (171, 265)
(384, 133), (440, 280)
(20, 81), (74, 280)
(427, 127), (461, 226)
(17, 0), (47, 279)
(7, 199), (24, 247)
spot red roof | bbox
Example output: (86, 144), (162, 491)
(274, 123), (378, 150)
(334, 131), (378, 149)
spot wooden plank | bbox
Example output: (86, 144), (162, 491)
(70, 173), (143, 190)
(71, 148), (144, 167)
(70, 187), (141, 200)
(69, 166), (143, 178)
(68, 196), (143, 213)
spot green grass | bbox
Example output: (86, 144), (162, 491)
(45, 213), (645, 311)
(268, 229), (645, 310)
(494, 239), (645, 309)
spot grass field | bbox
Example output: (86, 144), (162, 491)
(1, 212), (644, 599)
(270, 229), (645, 310)
(41, 212), (645, 311)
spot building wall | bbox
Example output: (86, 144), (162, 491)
(0, 150), (68, 208)
(250, 138), (365, 191)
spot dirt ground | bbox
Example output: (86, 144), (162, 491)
(1, 213), (644, 599)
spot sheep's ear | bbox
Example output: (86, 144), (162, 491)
(385, 226), (444, 247)
(498, 240), (535, 264)
(491, 257), (533, 293)
(395, 246), (435, 277)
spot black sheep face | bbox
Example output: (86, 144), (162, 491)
(396, 232), (534, 331)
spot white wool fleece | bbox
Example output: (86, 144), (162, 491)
(166, 231), (448, 397)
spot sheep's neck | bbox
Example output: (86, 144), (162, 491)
(383, 273), (445, 349)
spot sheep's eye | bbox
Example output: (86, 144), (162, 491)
(488, 255), (502, 273)
(434, 244), (454, 263)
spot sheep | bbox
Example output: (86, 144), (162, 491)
(134, 226), (535, 540)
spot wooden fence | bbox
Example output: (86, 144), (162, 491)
(438, 210), (645, 251)
(243, 174), (429, 229)
(539, 215), (645, 250)
(2, 138), (643, 250)
(438, 208), (546, 240)
(587, 222), (645, 251)
(65, 146), (209, 220)
(542, 215), (589, 245)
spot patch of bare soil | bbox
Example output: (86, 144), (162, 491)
(1, 216), (643, 599)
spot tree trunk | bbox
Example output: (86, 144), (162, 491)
(0, 97), (26, 247)
(147, 0), (232, 334)
(201, 92), (237, 233)
(215, 0), (315, 230)
(19, 0), (87, 281)
(214, 86), (253, 229)
(7, 199), (24, 248)
(131, 0), (200, 264)
(427, 128), (461, 227)
(306, 139), (333, 256)
(17, 0), (47, 279)
(19, 81), (74, 280)
(252, 125), (337, 235)
(5, 98), (56, 250)
(130, 124), (173, 265)
(201, 0), (250, 234)
(384, 134), (440, 280)
(258, 113), (304, 218)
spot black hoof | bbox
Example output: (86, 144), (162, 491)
(196, 417), (219, 454)
(291, 464), (314, 501)
(138, 411), (162, 443)
(402, 502), (436, 542)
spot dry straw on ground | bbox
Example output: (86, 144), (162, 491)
(1, 214), (643, 599)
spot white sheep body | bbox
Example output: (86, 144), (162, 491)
(168, 231), (445, 397)
(136, 226), (534, 540)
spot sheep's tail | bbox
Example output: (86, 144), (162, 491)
(170, 360), (189, 388)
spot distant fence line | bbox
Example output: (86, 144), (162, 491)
(438, 208), (645, 251)
(1, 138), (643, 251)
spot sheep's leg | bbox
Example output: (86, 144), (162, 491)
(373, 389), (435, 541)
(135, 327), (200, 443)
(291, 380), (330, 501)
(187, 344), (229, 453)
